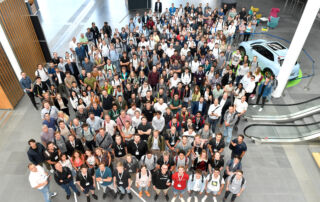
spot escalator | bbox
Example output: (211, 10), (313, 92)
(243, 96), (320, 143)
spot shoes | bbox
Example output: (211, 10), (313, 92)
(194, 196), (198, 202)
(251, 95), (256, 100)
(252, 105), (257, 108)
(92, 194), (98, 200)
(202, 195), (208, 202)
(103, 192), (107, 199)
(76, 192), (81, 197)
(50, 192), (57, 198)
(139, 191), (143, 197)
(87, 196), (90, 202)
(222, 198), (226, 202)
(171, 196), (177, 202)
(114, 192), (118, 199)
(187, 196), (192, 202)
(180, 196), (185, 202)
(258, 108), (263, 112)
(213, 196), (217, 202)
(145, 191), (150, 197)
(66, 195), (71, 200)
(165, 194), (169, 201)
(119, 194), (125, 200)
(154, 194), (159, 201)
(128, 193), (133, 199)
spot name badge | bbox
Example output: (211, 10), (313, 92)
(119, 181), (123, 185)
(86, 182), (90, 186)
(129, 169), (133, 173)
(99, 181), (103, 184)
(177, 184), (181, 188)
(135, 151), (139, 155)
(118, 152), (122, 156)
(54, 156), (58, 160)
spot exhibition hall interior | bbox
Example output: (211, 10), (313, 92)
(0, 0), (319, 202)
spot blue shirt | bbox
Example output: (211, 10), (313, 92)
(109, 50), (119, 62)
(169, 7), (176, 15)
(198, 102), (203, 111)
(19, 76), (32, 92)
(95, 167), (113, 186)
(43, 118), (57, 131)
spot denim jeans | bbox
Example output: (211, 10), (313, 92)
(223, 125), (234, 144)
(39, 184), (52, 202)
(209, 118), (219, 133)
(60, 181), (79, 196)
(138, 186), (148, 192)
(118, 186), (131, 194)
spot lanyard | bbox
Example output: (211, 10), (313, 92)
(117, 144), (122, 150)
(118, 172), (123, 181)
(100, 170), (105, 177)
(178, 173), (184, 182)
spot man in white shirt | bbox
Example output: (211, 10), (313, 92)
(35, 64), (51, 89)
(191, 56), (200, 74)
(180, 43), (190, 57)
(165, 44), (175, 57)
(154, 98), (168, 114)
(132, 111), (142, 129)
(208, 99), (222, 133)
(28, 164), (57, 202)
(103, 115), (117, 137)
(169, 73), (181, 89)
(234, 96), (248, 126)
(69, 37), (77, 54)
(101, 40), (109, 62)
(127, 103), (141, 118)
(152, 111), (165, 133)
(242, 75), (256, 102)
(203, 169), (225, 202)
(138, 82), (152, 98)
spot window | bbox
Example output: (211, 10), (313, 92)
(252, 45), (274, 61)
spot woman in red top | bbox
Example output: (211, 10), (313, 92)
(70, 150), (85, 172)
(171, 166), (189, 201)
(193, 150), (209, 174)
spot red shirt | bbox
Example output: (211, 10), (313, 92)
(172, 172), (189, 190)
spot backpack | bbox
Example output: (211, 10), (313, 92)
(82, 127), (94, 137)
(191, 172), (204, 183)
(139, 85), (151, 94)
(208, 173), (223, 185)
(230, 174), (245, 188)
(142, 155), (157, 165)
(138, 170), (150, 179)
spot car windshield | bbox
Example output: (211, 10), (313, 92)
(267, 42), (286, 51)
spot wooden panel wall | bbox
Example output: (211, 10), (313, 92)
(0, 43), (23, 109)
(0, 0), (46, 80)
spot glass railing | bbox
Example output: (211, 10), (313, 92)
(245, 96), (320, 119)
(244, 122), (320, 142)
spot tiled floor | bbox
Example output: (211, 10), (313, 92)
(2, 0), (319, 202)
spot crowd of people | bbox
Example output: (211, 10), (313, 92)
(22, 1), (280, 202)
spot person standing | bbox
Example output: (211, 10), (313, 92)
(222, 170), (246, 202)
(127, 134), (148, 160)
(171, 166), (189, 202)
(223, 106), (238, 145)
(253, 77), (272, 112)
(35, 64), (51, 90)
(229, 135), (247, 159)
(20, 72), (38, 109)
(76, 165), (98, 202)
(113, 162), (133, 200)
(207, 99), (222, 133)
(154, 0), (162, 16)
(28, 163), (57, 202)
(95, 163), (115, 199)
(54, 162), (80, 200)
(186, 169), (206, 202)
(27, 139), (50, 170)
(152, 164), (172, 201)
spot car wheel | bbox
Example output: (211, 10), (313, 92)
(239, 46), (246, 58)
(263, 68), (274, 77)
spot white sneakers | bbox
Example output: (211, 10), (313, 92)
(180, 196), (185, 202)
(187, 197), (192, 202)
(252, 105), (257, 108)
(201, 195), (207, 202)
(171, 196), (177, 202)
(194, 196), (198, 202)
(213, 196), (217, 202)
(258, 108), (263, 112)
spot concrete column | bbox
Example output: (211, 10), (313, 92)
(0, 22), (22, 80)
(273, 0), (320, 98)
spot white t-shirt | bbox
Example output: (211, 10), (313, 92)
(234, 99), (248, 114)
(35, 69), (49, 82)
(191, 61), (200, 73)
(154, 103), (168, 114)
(208, 104), (222, 120)
(206, 174), (225, 192)
(69, 41), (77, 52)
(180, 48), (190, 57)
(127, 108), (141, 118)
(29, 166), (48, 190)
(166, 48), (175, 57)
(170, 77), (181, 89)
(132, 116), (142, 128)
(103, 120), (117, 136)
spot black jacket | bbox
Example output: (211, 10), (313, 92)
(66, 138), (85, 156)
(219, 97), (232, 124)
(152, 170), (172, 189)
(209, 137), (225, 153)
(101, 94), (114, 110)
(65, 62), (80, 77)
(221, 73), (235, 87)
(54, 97), (69, 111)
(76, 169), (95, 188)
(27, 143), (46, 165)
(154, 2), (162, 13)
(52, 72), (66, 86)
(54, 167), (73, 185)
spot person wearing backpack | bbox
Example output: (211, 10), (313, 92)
(81, 123), (96, 151)
(222, 170), (246, 202)
(187, 169), (206, 202)
(135, 165), (152, 197)
(140, 150), (158, 172)
(203, 168), (225, 202)
(174, 151), (189, 172)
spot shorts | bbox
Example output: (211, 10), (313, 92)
(173, 187), (186, 195)
(83, 185), (95, 194)
(206, 189), (219, 195)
